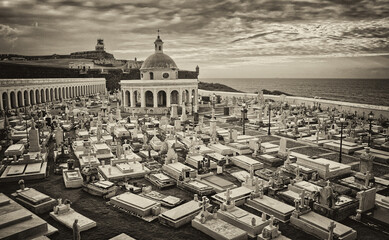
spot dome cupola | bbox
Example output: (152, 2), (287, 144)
(140, 31), (179, 80)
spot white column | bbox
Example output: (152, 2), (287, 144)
(167, 89), (171, 107)
(153, 89), (158, 108)
(26, 90), (30, 106)
(141, 89), (145, 108)
(0, 92), (3, 110)
(131, 90), (135, 107)
(178, 88), (182, 106)
(194, 88), (198, 112)
(123, 90), (128, 107)
(42, 89), (46, 103)
(7, 91), (12, 109)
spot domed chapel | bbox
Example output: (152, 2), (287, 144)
(120, 32), (199, 114)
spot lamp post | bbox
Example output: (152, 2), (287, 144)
(368, 111), (374, 147)
(268, 102), (272, 135)
(339, 116), (345, 163)
(241, 102), (247, 135)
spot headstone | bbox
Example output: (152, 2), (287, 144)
(166, 148), (177, 164)
(210, 121), (217, 141)
(278, 137), (287, 156)
(55, 127), (64, 145)
(181, 104), (187, 121)
(359, 148), (375, 174)
(29, 121), (41, 152)
(257, 110), (263, 122)
(160, 116), (168, 126)
(232, 129), (238, 141)
(116, 102), (121, 120)
(174, 120), (181, 131)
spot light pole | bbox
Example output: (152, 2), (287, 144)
(368, 111), (374, 147)
(339, 116), (345, 163)
(268, 102), (272, 135)
(241, 102), (247, 135)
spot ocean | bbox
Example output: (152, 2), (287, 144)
(201, 78), (389, 107)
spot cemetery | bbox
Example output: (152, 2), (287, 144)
(0, 88), (388, 240)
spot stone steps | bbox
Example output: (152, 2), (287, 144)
(0, 193), (57, 240)
(0, 209), (32, 229)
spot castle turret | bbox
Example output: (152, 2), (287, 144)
(95, 39), (105, 51)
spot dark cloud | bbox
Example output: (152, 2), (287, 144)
(0, 0), (387, 78)
(231, 31), (282, 43)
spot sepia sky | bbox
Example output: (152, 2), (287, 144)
(1, 0), (389, 78)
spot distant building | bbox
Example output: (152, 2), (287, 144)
(70, 39), (115, 60)
(120, 33), (199, 114)
(95, 39), (105, 51)
(68, 62), (94, 70)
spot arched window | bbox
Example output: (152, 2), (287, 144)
(150, 72), (154, 80)
(159, 46), (161, 51)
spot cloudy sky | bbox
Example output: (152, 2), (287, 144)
(1, 0), (389, 78)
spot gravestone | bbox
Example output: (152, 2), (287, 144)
(29, 121), (41, 152)
(232, 129), (238, 141)
(278, 138), (287, 156)
(359, 148), (374, 174)
(174, 120), (181, 131)
(170, 104), (178, 118)
(116, 102), (121, 120)
(181, 104), (187, 121)
(55, 127), (64, 145)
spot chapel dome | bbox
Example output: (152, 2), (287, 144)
(140, 52), (178, 70)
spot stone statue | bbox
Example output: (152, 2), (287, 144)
(318, 181), (335, 208)
(18, 179), (25, 191)
(359, 147), (375, 174)
(72, 219), (81, 240)
(327, 221), (336, 240)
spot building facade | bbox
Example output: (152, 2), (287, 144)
(0, 78), (106, 110)
(120, 34), (199, 114)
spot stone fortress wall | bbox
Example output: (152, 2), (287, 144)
(199, 89), (389, 119)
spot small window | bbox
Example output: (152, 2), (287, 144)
(150, 72), (154, 80)
(159, 46), (161, 51)
(163, 73), (169, 78)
